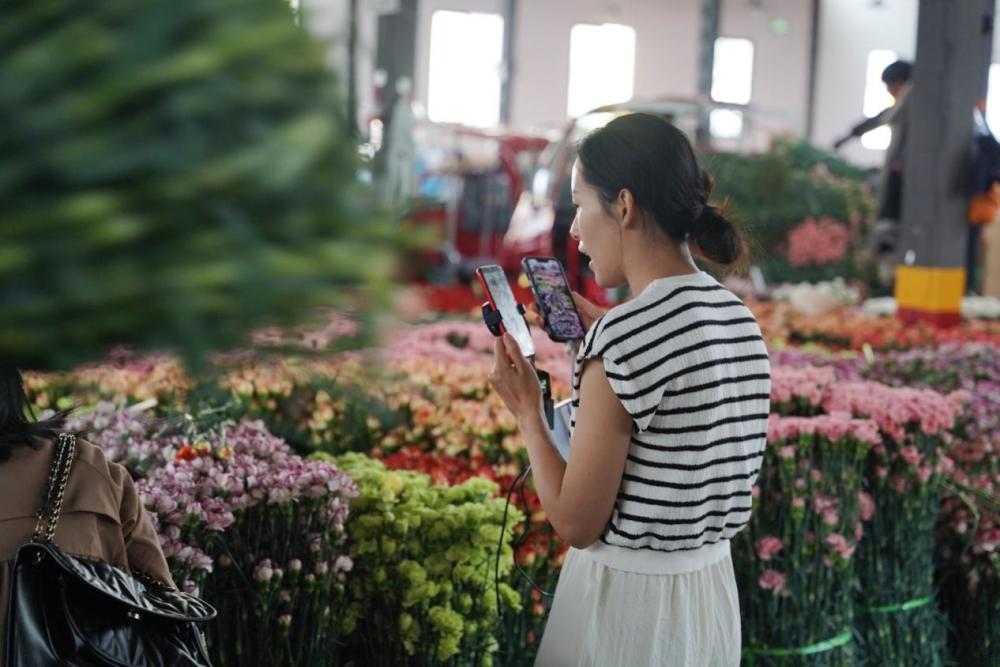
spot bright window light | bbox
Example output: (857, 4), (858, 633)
(427, 11), (504, 127)
(566, 23), (636, 118)
(861, 49), (898, 150)
(710, 109), (744, 139)
(711, 37), (754, 105)
(986, 64), (1000, 131)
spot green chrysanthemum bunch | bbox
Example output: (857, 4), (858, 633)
(316, 453), (522, 667)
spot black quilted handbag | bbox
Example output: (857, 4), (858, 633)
(5, 434), (217, 666)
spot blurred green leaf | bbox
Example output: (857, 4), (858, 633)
(0, 0), (408, 370)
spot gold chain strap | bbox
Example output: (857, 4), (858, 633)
(32, 433), (77, 543)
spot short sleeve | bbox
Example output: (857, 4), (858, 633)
(115, 463), (176, 588)
(574, 315), (670, 433)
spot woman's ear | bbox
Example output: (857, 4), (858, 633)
(618, 188), (639, 230)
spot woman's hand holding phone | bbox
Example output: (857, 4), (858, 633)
(489, 333), (544, 426)
(570, 291), (607, 332)
(524, 302), (544, 327)
(528, 291), (605, 337)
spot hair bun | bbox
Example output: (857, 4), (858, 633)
(691, 201), (745, 267)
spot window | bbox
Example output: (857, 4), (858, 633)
(566, 23), (636, 118)
(427, 11), (504, 127)
(711, 37), (754, 105)
(861, 49), (898, 150)
(986, 63), (1000, 131)
(710, 37), (754, 139)
(709, 109), (744, 139)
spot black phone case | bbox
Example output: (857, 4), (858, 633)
(521, 256), (585, 342)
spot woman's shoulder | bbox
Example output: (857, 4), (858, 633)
(74, 437), (128, 487)
(583, 273), (727, 352)
(66, 437), (131, 523)
(0, 436), (129, 524)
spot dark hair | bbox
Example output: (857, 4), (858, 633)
(577, 112), (745, 267)
(881, 60), (912, 85)
(0, 364), (69, 463)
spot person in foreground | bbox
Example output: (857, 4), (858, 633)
(490, 113), (771, 666)
(0, 365), (175, 658)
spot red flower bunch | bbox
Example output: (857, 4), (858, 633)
(379, 447), (569, 571)
(380, 445), (497, 486)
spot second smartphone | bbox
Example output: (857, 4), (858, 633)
(521, 256), (586, 342)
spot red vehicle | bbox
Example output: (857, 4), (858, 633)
(404, 124), (551, 284)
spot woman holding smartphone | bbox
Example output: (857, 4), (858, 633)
(489, 113), (770, 666)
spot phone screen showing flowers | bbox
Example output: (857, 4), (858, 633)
(523, 257), (585, 341)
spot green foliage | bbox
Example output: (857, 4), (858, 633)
(707, 138), (875, 285)
(854, 431), (949, 666)
(0, 0), (401, 370)
(937, 534), (1000, 667)
(318, 453), (523, 667)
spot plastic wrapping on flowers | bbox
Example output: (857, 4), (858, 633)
(735, 417), (877, 666)
(69, 409), (358, 667)
(317, 453), (523, 667)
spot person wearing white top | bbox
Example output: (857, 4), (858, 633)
(489, 112), (770, 666)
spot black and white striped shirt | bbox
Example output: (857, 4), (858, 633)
(571, 271), (770, 553)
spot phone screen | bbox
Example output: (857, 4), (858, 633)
(478, 265), (536, 358)
(523, 257), (585, 341)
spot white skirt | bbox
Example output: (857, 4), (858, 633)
(535, 540), (741, 667)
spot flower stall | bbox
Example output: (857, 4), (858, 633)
(23, 310), (1000, 666)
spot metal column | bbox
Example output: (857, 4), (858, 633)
(894, 0), (994, 323)
(696, 0), (721, 146)
(499, 0), (517, 125)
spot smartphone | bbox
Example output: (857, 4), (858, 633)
(476, 264), (536, 358)
(521, 256), (586, 342)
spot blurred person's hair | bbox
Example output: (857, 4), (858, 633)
(577, 113), (746, 268)
(881, 60), (912, 85)
(0, 365), (69, 462)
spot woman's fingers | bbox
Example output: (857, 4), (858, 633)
(502, 334), (527, 373)
(492, 336), (509, 370)
(571, 291), (607, 330)
(524, 303), (543, 327)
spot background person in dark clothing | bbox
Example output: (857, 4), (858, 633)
(834, 60), (913, 285)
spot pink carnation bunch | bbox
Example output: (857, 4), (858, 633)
(822, 382), (964, 443)
(767, 414), (881, 447)
(136, 420), (357, 575)
(770, 366), (838, 408)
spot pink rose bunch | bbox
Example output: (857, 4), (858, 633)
(786, 216), (850, 267)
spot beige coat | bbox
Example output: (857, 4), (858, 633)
(0, 437), (174, 657)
